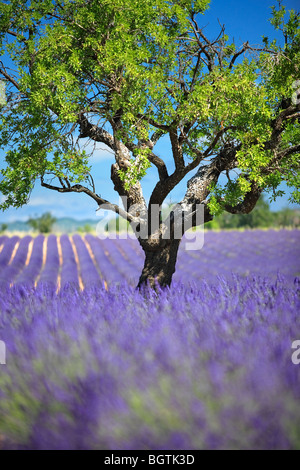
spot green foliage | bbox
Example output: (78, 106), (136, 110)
(0, 0), (299, 212)
(275, 206), (300, 227)
(27, 212), (56, 233)
(118, 149), (152, 190)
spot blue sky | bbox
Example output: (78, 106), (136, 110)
(1, 0), (299, 223)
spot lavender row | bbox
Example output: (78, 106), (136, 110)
(14, 235), (44, 286)
(37, 235), (60, 289)
(0, 235), (7, 246)
(85, 235), (124, 285)
(175, 229), (300, 283)
(59, 235), (79, 288)
(112, 238), (144, 271)
(72, 235), (101, 286)
(0, 236), (19, 269)
(0, 236), (32, 286)
(101, 239), (140, 284)
(0, 230), (299, 287)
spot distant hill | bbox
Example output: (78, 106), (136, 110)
(2, 217), (100, 233)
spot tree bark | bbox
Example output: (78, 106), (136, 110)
(137, 239), (181, 289)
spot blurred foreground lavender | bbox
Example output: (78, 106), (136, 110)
(0, 276), (299, 450)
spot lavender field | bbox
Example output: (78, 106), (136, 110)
(0, 229), (299, 450)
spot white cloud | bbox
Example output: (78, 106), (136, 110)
(27, 192), (70, 207)
(79, 139), (115, 162)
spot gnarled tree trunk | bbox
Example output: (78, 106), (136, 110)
(137, 239), (181, 289)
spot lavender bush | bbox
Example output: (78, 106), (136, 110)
(0, 230), (299, 449)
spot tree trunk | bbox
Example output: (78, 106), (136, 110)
(137, 239), (181, 289)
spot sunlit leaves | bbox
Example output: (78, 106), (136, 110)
(118, 147), (152, 190)
(45, 149), (91, 184)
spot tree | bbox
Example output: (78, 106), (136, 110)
(27, 212), (56, 233)
(0, 0), (299, 288)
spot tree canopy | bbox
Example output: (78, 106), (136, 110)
(0, 0), (299, 211)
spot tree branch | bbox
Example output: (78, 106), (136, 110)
(203, 126), (238, 158)
(147, 150), (169, 181)
(110, 164), (147, 218)
(77, 113), (116, 150)
(223, 181), (262, 214)
(149, 129), (165, 146)
(228, 42), (250, 69)
(190, 47), (203, 92)
(148, 127), (241, 208)
(169, 130), (185, 170)
(277, 143), (300, 159)
(136, 114), (170, 131)
(148, 151), (203, 208)
(189, 18), (214, 72)
(0, 66), (20, 90)
(40, 176), (138, 223)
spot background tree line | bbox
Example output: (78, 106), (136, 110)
(205, 196), (300, 229)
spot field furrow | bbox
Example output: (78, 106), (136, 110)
(0, 236), (32, 286)
(36, 235), (60, 289)
(0, 236), (20, 270)
(85, 235), (125, 285)
(14, 235), (44, 287)
(72, 234), (101, 287)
